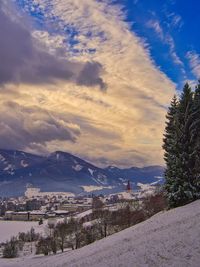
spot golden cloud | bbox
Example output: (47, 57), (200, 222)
(0, 0), (175, 167)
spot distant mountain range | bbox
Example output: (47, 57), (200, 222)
(0, 149), (164, 197)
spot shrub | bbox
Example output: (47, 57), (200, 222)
(3, 237), (19, 258)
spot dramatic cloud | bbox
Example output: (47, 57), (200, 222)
(0, 0), (176, 167)
(186, 51), (200, 78)
(0, 101), (81, 153)
(0, 1), (105, 89)
(77, 62), (106, 91)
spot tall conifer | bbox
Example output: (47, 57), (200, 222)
(190, 81), (200, 197)
(163, 83), (195, 207)
(175, 83), (194, 205)
(163, 95), (179, 207)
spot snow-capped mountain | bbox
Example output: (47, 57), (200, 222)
(0, 149), (164, 197)
(0, 149), (44, 176)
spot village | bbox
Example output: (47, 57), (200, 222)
(0, 181), (165, 260)
(0, 181), (157, 222)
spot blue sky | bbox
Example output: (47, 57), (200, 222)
(0, 0), (199, 167)
(15, 0), (200, 90)
(122, 0), (200, 89)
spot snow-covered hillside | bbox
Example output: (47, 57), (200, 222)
(1, 200), (200, 267)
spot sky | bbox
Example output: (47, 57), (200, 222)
(0, 0), (199, 168)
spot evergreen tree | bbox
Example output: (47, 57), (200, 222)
(189, 80), (200, 197)
(175, 83), (194, 205)
(163, 95), (179, 207)
(164, 83), (196, 207)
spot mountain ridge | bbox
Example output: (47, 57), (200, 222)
(0, 149), (164, 197)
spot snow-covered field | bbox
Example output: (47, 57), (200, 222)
(25, 187), (75, 198)
(0, 221), (45, 243)
(1, 200), (200, 267)
(81, 185), (113, 192)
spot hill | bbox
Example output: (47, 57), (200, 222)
(1, 200), (200, 267)
(0, 149), (164, 197)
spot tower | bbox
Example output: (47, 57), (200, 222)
(126, 180), (131, 193)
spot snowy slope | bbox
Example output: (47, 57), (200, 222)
(1, 200), (200, 267)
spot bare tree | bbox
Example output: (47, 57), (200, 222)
(56, 222), (68, 253)
(143, 193), (167, 217)
(65, 218), (84, 250)
(92, 196), (104, 211)
(36, 237), (51, 256)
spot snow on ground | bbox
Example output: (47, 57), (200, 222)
(154, 176), (164, 179)
(1, 200), (200, 267)
(25, 187), (75, 198)
(74, 209), (93, 219)
(0, 154), (5, 161)
(81, 185), (113, 192)
(117, 191), (134, 199)
(20, 160), (29, 168)
(3, 164), (13, 171)
(88, 168), (94, 176)
(72, 165), (83, 171)
(0, 221), (45, 243)
(136, 183), (156, 197)
(137, 182), (155, 191)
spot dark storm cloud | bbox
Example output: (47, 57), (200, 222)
(0, 2), (105, 89)
(0, 101), (81, 151)
(77, 62), (107, 90)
